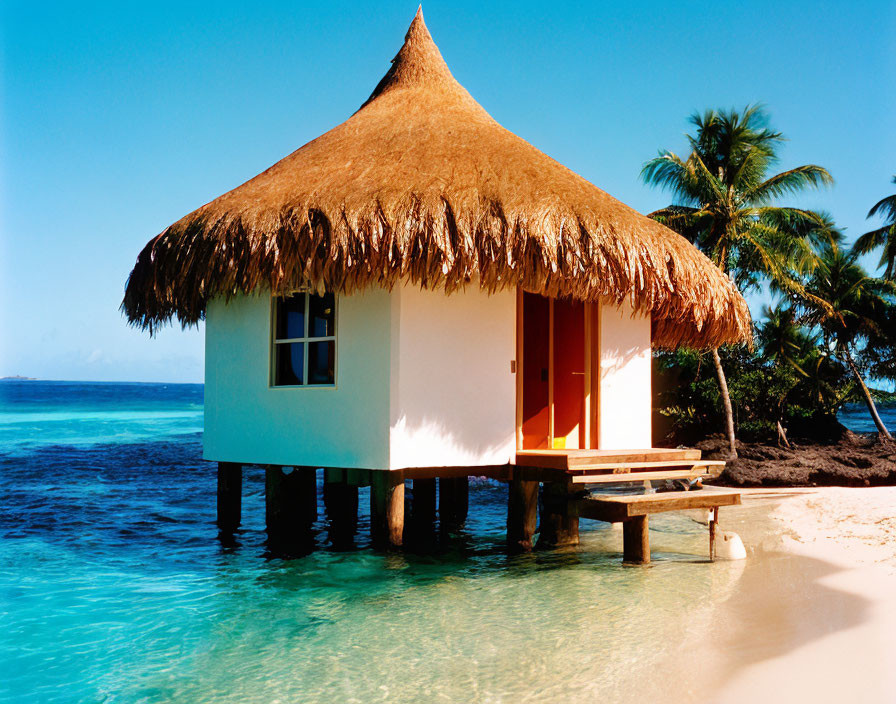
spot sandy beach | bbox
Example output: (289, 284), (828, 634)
(699, 487), (896, 703)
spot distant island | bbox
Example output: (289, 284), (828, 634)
(1, 375), (37, 381)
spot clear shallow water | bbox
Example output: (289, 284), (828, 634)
(0, 381), (888, 703)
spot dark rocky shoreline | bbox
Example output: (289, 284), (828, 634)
(690, 431), (896, 487)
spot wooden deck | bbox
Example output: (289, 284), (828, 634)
(515, 447), (702, 470)
(218, 452), (739, 562)
(574, 490), (742, 564)
(252, 448), (724, 486)
(573, 490), (742, 523)
(514, 447), (725, 485)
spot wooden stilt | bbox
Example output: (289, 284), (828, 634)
(622, 515), (650, 564)
(323, 469), (359, 548)
(536, 481), (580, 548)
(507, 479), (539, 552)
(412, 478), (437, 526)
(265, 466), (318, 549)
(439, 476), (469, 531)
(217, 462), (242, 533)
(709, 506), (719, 561)
(370, 471), (405, 548)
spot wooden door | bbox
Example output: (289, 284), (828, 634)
(520, 293), (550, 449)
(518, 293), (598, 450)
(552, 298), (585, 448)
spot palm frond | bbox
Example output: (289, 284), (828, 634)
(641, 151), (725, 207)
(742, 223), (832, 313)
(747, 165), (833, 202)
(641, 153), (703, 206)
(867, 179), (896, 223)
(853, 225), (890, 255)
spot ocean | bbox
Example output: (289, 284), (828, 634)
(837, 400), (896, 434)
(0, 381), (892, 703)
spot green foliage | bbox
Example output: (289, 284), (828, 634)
(853, 175), (896, 280)
(654, 328), (854, 443)
(796, 237), (896, 375)
(641, 105), (832, 295)
(644, 107), (895, 442)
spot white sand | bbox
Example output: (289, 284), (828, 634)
(772, 487), (896, 575)
(707, 488), (896, 704)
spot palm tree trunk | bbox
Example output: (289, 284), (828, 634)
(776, 420), (791, 449)
(843, 349), (893, 441)
(711, 348), (738, 458)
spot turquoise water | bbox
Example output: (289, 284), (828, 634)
(838, 401), (896, 434)
(0, 382), (890, 703)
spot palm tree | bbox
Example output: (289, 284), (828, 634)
(642, 105), (833, 457)
(756, 304), (819, 447)
(799, 239), (895, 440)
(757, 301), (853, 408)
(853, 175), (896, 279)
(757, 304), (816, 372)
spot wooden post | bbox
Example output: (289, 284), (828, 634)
(622, 515), (650, 564)
(709, 506), (719, 562)
(412, 478), (437, 526)
(217, 462), (242, 533)
(507, 479), (539, 552)
(536, 481), (580, 548)
(439, 476), (469, 532)
(407, 477), (437, 549)
(265, 466), (318, 550)
(370, 471), (405, 548)
(323, 469), (359, 549)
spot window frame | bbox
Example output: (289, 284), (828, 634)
(269, 291), (338, 389)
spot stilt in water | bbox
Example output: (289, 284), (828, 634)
(622, 515), (649, 564)
(265, 466), (318, 554)
(323, 469), (359, 549)
(709, 506), (719, 562)
(439, 476), (469, 532)
(412, 478), (437, 523)
(407, 477), (437, 548)
(537, 481), (580, 548)
(217, 462), (242, 534)
(506, 478), (538, 552)
(370, 471), (405, 548)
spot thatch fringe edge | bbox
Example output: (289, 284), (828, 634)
(122, 202), (753, 350)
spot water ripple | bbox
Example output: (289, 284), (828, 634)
(1, 381), (750, 704)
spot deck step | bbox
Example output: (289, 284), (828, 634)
(569, 467), (719, 485)
(515, 448), (703, 471)
(565, 459), (726, 474)
(565, 451), (702, 468)
(573, 490), (742, 522)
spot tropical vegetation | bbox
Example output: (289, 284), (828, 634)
(853, 175), (896, 280)
(646, 108), (896, 448)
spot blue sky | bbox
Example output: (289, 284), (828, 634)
(2, 0), (894, 383)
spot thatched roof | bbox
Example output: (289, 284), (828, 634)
(123, 8), (751, 348)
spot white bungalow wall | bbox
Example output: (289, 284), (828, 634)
(203, 285), (517, 470)
(203, 287), (648, 469)
(597, 301), (652, 449)
(203, 290), (393, 468)
(388, 284), (517, 469)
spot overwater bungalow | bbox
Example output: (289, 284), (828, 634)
(124, 9), (751, 562)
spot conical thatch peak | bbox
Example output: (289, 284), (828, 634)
(123, 9), (753, 349)
(363, 7), (459, 106)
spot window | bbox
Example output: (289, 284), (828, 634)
(272, 292), (336, 386)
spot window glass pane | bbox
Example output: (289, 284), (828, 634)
(276, 294), (306, 340)
(307, 340), (335, 385)
(275, 342), (304, 385)
(308, 293), (335, 338)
